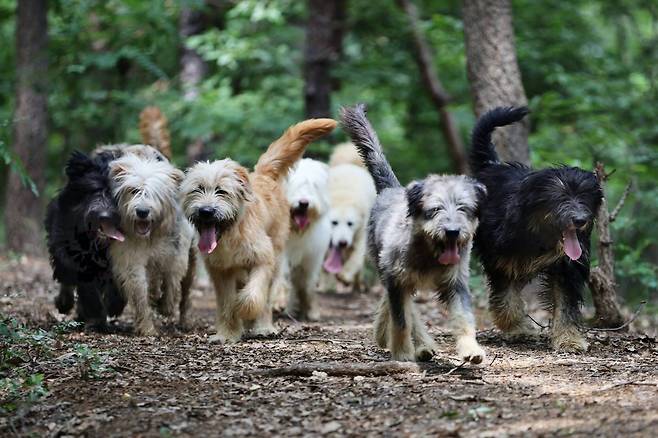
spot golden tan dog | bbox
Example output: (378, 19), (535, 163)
(181, 118), (336, 342)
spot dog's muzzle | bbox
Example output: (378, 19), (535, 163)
(438, 228), (461, 265)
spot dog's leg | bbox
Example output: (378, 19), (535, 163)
(547, 265), (588, 352)
(104, 280), (127, 318)
(374, 295), (390, 349)
(55, 283), (75, 315)
(178, 247), (196, 330)
(270, 253), (290, 312)
(208, 269), (242, 343)
(76, 282), (108, 332)
(443, 281), (485, 364)
(385, 278), (415, 361)
(120, 267), (156, 336)
(488, 273), (536, 337)
(287, 259), (321, 321)
(235, 259), (274, 321)
(410, 300), (437, 362)
(339, 231), (367, 290)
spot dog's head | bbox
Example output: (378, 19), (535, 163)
(180, 159), (253, 254)
(406, 175), (485, 266)
(109, 150), (183, 239)
(520, 166), (602, 260)
(63, 151), (125, 243)
(286, 159), (329, 233)
(323, 205), (363, 274)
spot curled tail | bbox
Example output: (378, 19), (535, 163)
(139, 106), (172, 160)
(339, 104), (400, 193)
(469, 106), (529, 174)
(254, 118), (336, 181)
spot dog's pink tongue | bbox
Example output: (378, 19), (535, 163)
(323, 246), (343, 274)
(198, 225), (217, 254)
(563, 229), (582, 261)
(438, 242), (460, 265)
(294, 213), (309, 230)
(100, 221), (124, 242)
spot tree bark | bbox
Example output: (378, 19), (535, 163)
(397, 0), (468, 174)
(462, 0), (530, 164)
(5, 0), (48, 255)
(303, 0), (344, 119)
(588, 163), (626, 328)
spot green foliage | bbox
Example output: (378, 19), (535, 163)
(72, 343), (115, 380)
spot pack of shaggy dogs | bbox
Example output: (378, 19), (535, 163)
(45, 102), (603, 364)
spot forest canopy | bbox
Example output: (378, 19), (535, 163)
(0, 0), (656, 305)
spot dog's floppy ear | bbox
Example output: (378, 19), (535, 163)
(406, 180), (424, 217)
(65, 151), (96, 179)
(235, 166), (254, 202)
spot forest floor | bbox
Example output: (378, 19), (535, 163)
(1, 255), (657, 437)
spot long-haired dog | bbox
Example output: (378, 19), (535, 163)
(45, 151), (126, 331)
(281, 158), (331, 320)
(181, 119), (336, 343)
(108, 148), (196, 335)
(470, 107), (603, 352)
(342, 104), (486, 363)
(323, 143), (377, 290)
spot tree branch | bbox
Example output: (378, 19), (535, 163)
(609, 181), (632, 223)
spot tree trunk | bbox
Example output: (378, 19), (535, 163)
(5, 0), (48, 255)
(462, 0), (530, 164)
(180, 3), (210, 164)
(397, 0), (468, 174)
(303, 0), (344, 120)
(588, 163), (626, 328)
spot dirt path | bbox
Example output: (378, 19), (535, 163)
(1, 257), (657, 437)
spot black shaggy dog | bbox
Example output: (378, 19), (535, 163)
(45, 151), (126, 331)
(470, 107), (603, 352)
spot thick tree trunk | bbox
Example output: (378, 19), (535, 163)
(462, 0), (530, 164)
(589, 163), (626, 328)
(303, 0), (344, 119)
(180, 3), (210, 164)
(5, 0), (48, 255)
(397, 0), (468, 174)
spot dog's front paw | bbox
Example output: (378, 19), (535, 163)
(552, 330), (588, 353)
(456, 337), (485, 365)
(503, 320), (540, 341)
(134, 321), (157, 337)
(209, 329), (241, 344)
(414, 345), (435, 362)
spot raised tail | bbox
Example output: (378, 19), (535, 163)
(139, 106), (172, 160)
(469, 106), (529, 174)
(340, 104), (400, 193)
(254, 118), (336, 180)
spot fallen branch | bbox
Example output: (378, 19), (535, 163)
(593, 380), (657, 393)
(609, 181), (632, 223)
(526, 313), (549, 330)
(444, 360), (467, 375)
(253, 361), (421, 377)
(586, 301), (646, 332)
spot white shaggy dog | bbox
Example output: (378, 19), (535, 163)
(108, 149), (195, 335)
(282, 158), (331, 320)
(323, 144), (377, 290)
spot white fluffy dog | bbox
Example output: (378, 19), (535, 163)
(323, 144), (377, 290)
(282, 158), (331, 320)
(108, 149), (195, 335)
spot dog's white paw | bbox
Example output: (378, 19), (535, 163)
(457, 337), (486, 365)
(414, 345), (435, 362)
(134, 322), (157, 337)
(209, 330), (241, 344)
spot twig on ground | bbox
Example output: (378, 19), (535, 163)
(253, 361), (422, 377)
(489, 354), (500, 367)
(284, 338), (360, 345)
(609, 181), (632, 223)
(444, 360), (467, 375)
(593, 380), (657, 393)
(275, 325), (290, 338)
(586, 301), (646, 332)
(526, 314), (549, 330)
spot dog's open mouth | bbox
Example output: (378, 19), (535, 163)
(438, 239), (460, 265)
(291, 207), (310, 230)
(197, 224), (219, 254)
(323, 245), (344, 274)
(562, 228), (582, 261)
(98, 219), (125, 242)
(135, 219), (152, 236)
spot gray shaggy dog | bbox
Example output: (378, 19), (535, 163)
(341, 104), (486, 363)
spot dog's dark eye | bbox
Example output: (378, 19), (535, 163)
(424, 207), (441, 220)
(130, 188), (140, 195)
(192, 186), (204, 194)
(215, 188), (227, 197)
(458, 205), (473, 215)
(332, 220), (338, 226)
(347, 221), (354, 227)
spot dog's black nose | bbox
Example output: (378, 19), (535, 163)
(445, 229), (460, 239)
(198, 206), (215, 218)
(572, 217), (587, 228)
(297, 199), (309, 210)
(136, 208), (150, 219)
(338, 240), (348, 248)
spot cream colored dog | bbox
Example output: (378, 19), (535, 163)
(181, 119), (336, 343)
(323, 143), (376, 290)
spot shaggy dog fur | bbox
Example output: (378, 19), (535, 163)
(342, 104), (486, 363)
(181, 119), (336, 343)
(108, 149), (196, 335)
(45, 151), (126, 331)
(323, 143), (376, 290)
(470, 107), (603, 352)
(279, 158), (331, 320)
